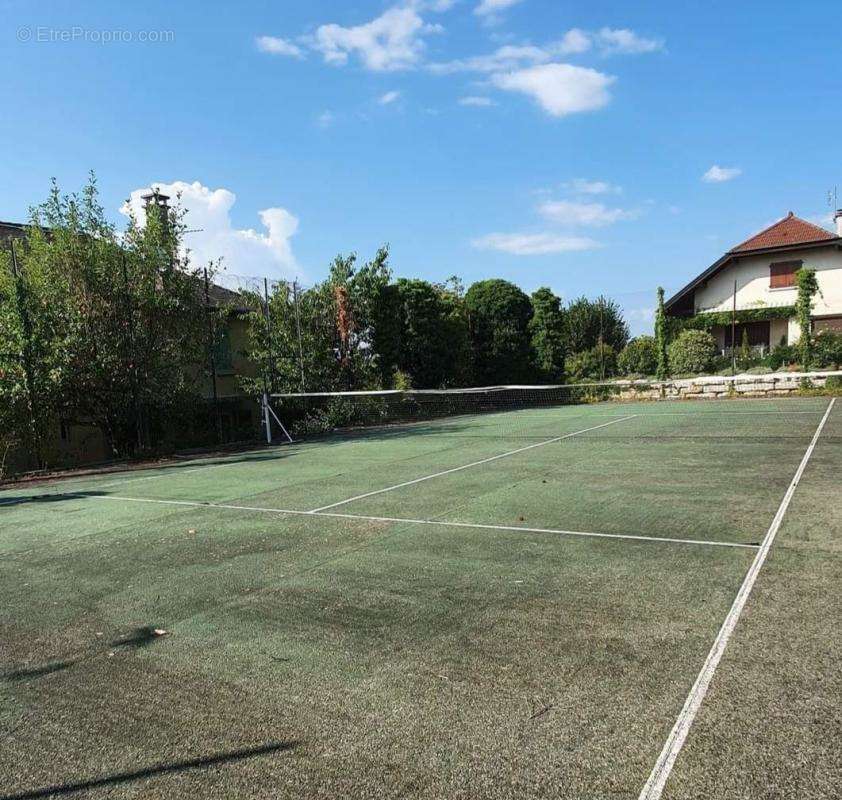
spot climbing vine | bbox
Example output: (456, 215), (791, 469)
(795, 268), (819, 369)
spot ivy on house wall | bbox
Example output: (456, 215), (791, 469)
(683, 306), (796, 329)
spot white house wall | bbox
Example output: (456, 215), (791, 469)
(693, 244), (842, 342)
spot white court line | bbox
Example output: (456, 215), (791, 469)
(638, 397), (836, 800)
(308, 415), (638, 513)
(592, 410), (825, 417)
(82, 493), (759, 550)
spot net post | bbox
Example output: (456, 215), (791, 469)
(204, 267), (222, 444)
(265, 397), (294, 444)
(262, 391), (272, 444)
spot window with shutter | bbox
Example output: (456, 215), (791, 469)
(769, 260), (801, 288)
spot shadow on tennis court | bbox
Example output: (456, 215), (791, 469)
(2, 659), (75, 682)
(3, 625), (170, 685)
(0, 490), (117, 508)
(109, 625), (167, 650)
(303, 417), (531, 445)
(0, 741), (300, 800)
(0, 448), (306, 500)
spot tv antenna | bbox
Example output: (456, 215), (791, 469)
(827, 186), (838, 209)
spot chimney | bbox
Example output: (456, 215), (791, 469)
(835, 208), (842, 237)
(141, 188), (170, 219)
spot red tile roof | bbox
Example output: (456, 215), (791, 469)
(730, 211), (837, 253)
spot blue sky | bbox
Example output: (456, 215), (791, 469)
(2, 0), (840, 334)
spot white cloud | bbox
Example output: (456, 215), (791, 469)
(471, 232), (599, 255)
(316, 110), (335, 128)
(312, 6), (441, 71)
(428, 44), (550, 74)
(702, 165), (742, 183)
(475, 0), (523, 12)
(474, 0), (525, 24)
(418, 0), (458, 10)
(563, 178), (622, 195)
(555, 28), (591, 55)
(428, 27), (661, 73)
(538, 199), (636, 226)
(595, 28), (663, 55)
(122, 181), (301, 280)
(491, 63), (614, 117)
(255, 36), (305, 58)
(459, 95), (496, 106)
(378, 90), (402, 105)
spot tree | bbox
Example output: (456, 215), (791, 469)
(795, 267), (819, 370)
(618, 336), (658, 376)
(242, 246), (393, 396)
(464, 279), (534, 384)
(565, 295), (630, 354)
(654, 286), (669, 379)
(0, 175), (215, 461)
(382, 278), (470, 388)
(529, 287), (566, 382)
(326, 248), (392, 389)
(1, 230), (73, 468)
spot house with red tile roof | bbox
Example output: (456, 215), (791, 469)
(665, 211), (842, 352)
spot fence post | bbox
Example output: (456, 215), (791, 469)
(204, 268), (222, 443)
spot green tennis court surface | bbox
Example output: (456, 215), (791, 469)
(1, 397), (839, 798)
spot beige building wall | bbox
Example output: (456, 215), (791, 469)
(693, 244), (842, 343)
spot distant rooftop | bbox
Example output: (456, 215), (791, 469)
(730, 212), (837, 253)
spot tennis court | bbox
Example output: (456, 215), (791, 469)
(1, 395), (839, 799)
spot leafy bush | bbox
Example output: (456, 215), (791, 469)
(764, 344), (798, 371)
(710, 355), (732, 373)
(667, 330), (717, 374)
(813, 331), (842, 369)
(566, 344), (617, 382)
(292, 397), (392, 436)
(618, 336), (657, 376)
(825, 375), (842, 391)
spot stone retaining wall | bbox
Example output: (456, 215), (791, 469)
(608, 370), (842, 401)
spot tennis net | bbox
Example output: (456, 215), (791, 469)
(271, 383), (630, 439)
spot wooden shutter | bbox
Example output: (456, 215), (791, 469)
(769, 260), (801, 288)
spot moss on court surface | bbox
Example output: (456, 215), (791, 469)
(0, 397), (838, 798)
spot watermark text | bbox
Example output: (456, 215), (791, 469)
(17, 26), (175, 44)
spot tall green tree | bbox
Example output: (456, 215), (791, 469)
(377, 278), (471, 388)
(654, 286), (669, 379)
(464, 279), (534, 384)
(529, 287), (566, 382)
(565, 295), (629, 354)
(328, 247), (392, 389)
(1, 225), (74, 467)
